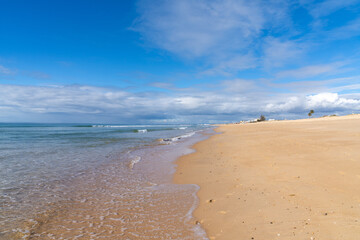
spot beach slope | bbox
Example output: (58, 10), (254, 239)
(174, 115), (360, 240)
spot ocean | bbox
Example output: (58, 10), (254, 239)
(0, 123), (212, 239)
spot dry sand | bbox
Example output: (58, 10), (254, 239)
(174, 114), (360, 240)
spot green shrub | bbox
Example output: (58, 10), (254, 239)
(258, 115), (266, 122)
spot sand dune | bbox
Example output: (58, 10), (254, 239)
(174, 114), (360, 240)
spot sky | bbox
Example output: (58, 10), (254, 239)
(1, 0), (360, 123)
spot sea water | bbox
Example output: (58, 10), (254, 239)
(0, 123), (212, 239)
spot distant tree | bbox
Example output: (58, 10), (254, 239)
(258, 115), (266, 122)
(308, 109), (315, 117)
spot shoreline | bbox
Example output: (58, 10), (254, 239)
(174, 115), (360, 239)
(1, 125), (211, 239)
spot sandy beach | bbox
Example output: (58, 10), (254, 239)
(174, 115), (360, 240)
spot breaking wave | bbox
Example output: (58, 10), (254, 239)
(160, 131), (196, 143)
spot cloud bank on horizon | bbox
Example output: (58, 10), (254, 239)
(1, 0), (360, 123)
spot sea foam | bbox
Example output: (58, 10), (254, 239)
(160, 131), (196, 143)
(129, 156), (141, 169)
(137, 129), (147, 133)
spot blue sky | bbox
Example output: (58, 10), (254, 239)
(1, 0), (360, 123)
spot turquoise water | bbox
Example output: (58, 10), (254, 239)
(0, 123), (211, 239)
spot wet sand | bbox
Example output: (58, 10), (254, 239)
(5, 133), (209, 240)
(174, 115), (360, 239)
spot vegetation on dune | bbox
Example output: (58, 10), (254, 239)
(258, 115), (266, 122)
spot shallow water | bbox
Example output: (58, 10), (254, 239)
(0, 123), (212, 239)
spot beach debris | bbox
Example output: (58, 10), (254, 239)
(209, 199), (214, 203)
(324, 212), (328, 216)
(195, 221), (201, 225)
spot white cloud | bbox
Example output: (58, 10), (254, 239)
(276, 62), (346, 79)
(326, 17), (360, 40)
(131, 0), (360, 79)
(132, 0), (291, 74)
(133, 0), (266, 58)
(264, 96), (302, 112)
(200, 54), (258, 76)
(221, 78), (259, 93)
(330, 83), (360, 92)
(262, 37), (304, 69)
(0, 65), (13, 75)
(131, 0), (360, 78)
(306, 92), (360, 109)
(1, 83), (360, 123)
(270, 76), (360, 94)
(309, 0), (360, 18)
(263, 92), (360, 114)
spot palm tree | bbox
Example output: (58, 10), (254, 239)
(308, 109), (314, 117)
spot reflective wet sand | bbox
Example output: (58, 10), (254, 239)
(4, 132), (210, 239)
